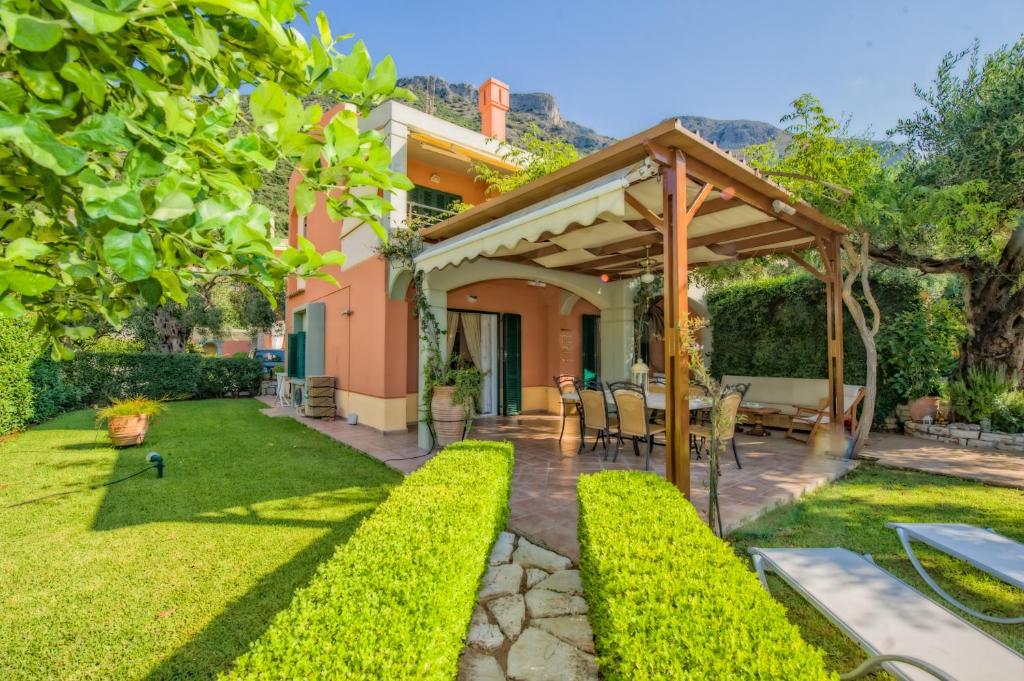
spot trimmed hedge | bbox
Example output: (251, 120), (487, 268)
(197, 356), (263, 398)
(0, 319), (39, 436)
(707, 271), (952, 423)
(578, 471), (835, 680)
(225, 440), (514, 680)
(64, 352), (262, 405)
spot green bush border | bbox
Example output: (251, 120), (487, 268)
(578, 471), (835, 680)
(225, 440), (514, 680)
(707, 271), (959, 423)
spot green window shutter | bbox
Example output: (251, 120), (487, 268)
(294, 331), (306, 379)
(501, 314), (522, 416)
(409, 185), (462, 213)
(287, 333), (298, 378)
(582, 314), (600, 386)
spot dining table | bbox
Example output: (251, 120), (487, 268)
(565, 390), (711, 413)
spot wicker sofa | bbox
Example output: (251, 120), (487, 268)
(721, 374), (864, 433)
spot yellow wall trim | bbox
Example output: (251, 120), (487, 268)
(336, 390), (410, 432)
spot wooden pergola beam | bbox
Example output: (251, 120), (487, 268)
(693, 197), (739, 217)
(624, 192), (665, 233)
(736, 240), (815, 260)
(686, 220), (792, 250)
(726, 228), (808, 253)
(587, 232), (662, 256)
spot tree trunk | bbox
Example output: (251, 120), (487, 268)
(841, 237), (880, 453)
(871, 215), (1024, 382)
(152, 305), (190, 353)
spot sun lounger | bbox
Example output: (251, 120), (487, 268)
(887, 522), (1024, 624)
(750, 547), (1024, 681)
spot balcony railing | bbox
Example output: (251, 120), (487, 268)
(407, 201), (458, 230)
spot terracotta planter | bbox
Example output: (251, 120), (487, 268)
(107, 414), (151, 447)
(431, 386), (467, 446)
(907, 396), (941, 421)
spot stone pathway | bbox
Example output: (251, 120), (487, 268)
(460, 532), (598, 681)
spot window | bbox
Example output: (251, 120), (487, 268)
(408, 185), (462, 228)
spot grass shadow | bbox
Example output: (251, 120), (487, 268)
(143, 509), (373, 680)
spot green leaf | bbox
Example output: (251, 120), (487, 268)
(65, 114), (132, 151)
(0, 11), (63, 52)
(17, 63), (63, 101)
(152, 191), (194, 221)
(5, 237), (49, 261)
(58, 62), (106, 106)
(315, 11), (332, 45)
(103, 228), (156, 282)
(80, 171), (144, 224)
(365, 55), (397, 97)
(0, 113), (86, 175)
(0, 77), (28, 112)
(4, 269), (58, 295)
(0, 292), (27, 317)
(150, 269), (187, 304)
(250, 81), (287, 126)
(61, 0), (128, 34)
(326, 40), (371, 93)
(294, 182), (316, 216)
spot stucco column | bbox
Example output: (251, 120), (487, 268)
(600, 280), (634, 383)
(417, 275), (447, 449)
(382, 120), (409, 233)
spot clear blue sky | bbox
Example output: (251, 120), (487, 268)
(308, 0), (1023, 139)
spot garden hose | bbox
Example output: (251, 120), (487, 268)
(5, 460), (163, 509)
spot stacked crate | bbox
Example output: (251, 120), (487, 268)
(303, 376), (336, 419)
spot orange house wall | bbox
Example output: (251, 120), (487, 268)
(406, 158), (490, 207)
(446, 280), (599, 390)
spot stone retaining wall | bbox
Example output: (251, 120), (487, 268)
(904, 421), (1024, 452)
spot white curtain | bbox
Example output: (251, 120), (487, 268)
(479, 315), (499, 415)
(446, 311), (460, 358)
(461, 312), (482, 369)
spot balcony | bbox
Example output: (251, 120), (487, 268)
(407, 200), (458, 230)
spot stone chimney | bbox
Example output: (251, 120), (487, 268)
(478, 77), (510, 141)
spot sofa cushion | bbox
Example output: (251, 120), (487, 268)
(722, 375), (864, 419)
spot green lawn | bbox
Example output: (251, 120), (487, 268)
(0, 399), (400, 680)
(730, 464), (1024, 678)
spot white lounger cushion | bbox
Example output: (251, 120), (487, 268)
(888, 523), (1024, 590)
(752, 547), (1024, 681)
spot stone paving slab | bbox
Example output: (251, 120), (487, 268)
(860, 432), (1024, 490)
(459, 532), (596, 681)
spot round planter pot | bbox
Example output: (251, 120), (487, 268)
(107, 414), (151, 447)
(907, 396), (941, 422)
(431, 386), (466, 446)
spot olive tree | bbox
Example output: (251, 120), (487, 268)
(0, 0), (413, 357)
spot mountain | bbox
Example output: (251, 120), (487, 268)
(397, 75), (788, 153)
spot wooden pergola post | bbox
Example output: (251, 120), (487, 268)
(646, 142), (712, 498)
(823, 235), (845, 455)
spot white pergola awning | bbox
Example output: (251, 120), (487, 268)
(415, 168), (632, 274)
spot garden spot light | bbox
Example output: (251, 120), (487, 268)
(147, 452), (164, 479)
(771, 199), (796, 216)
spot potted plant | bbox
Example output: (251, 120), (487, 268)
(377, 228), (484, 446)
(96, 397), (167, 447)
(429, 362), (485, 445)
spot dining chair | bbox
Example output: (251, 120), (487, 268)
(608, 381), (664, 470)
(578, 382), (618, 458)
(691, 391), (743, 470)
(553, 374), (580, 442)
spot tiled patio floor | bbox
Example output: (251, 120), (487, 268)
(259, 397), (856, 561)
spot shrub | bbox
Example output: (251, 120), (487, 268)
(64, 352), (203, 405)
(578, 471), (834, 680)
(197, 357), (263, 398)
(707, 271), (960, 424)
(0, 319), (38, 436)
(993, 390), (1024, 433)
(225, 440), (514, 680)
(947, 366), (1017, 424)
(876, 297), (965, 402)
